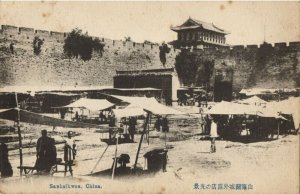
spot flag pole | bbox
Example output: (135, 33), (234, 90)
(15, 92), (23, 177)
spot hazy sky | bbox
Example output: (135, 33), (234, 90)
(0, 1), (299, 45)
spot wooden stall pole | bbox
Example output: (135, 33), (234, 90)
(133, 113), (150, 170)
(111, 133), (119, 180)
(148, 114), (151, 145)
(165, 131), (167, 147)
(277, 120), (280, 139)
(91, 144), (110, 174)
(15, 92), (23, 177)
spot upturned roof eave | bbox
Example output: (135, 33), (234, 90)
(171, 17), (230, 34)
(171, 25), (230, 34)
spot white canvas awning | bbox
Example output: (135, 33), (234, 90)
(239, 88), (298, 96)
(111, 95), (185, 115)
(142, 100), (185, 115)
(112, 106), (146, 118)
(0, 108), (104, 129)
(0, 85), (112, 93)
(239, 96), (267, 106)
(60, 98), (114, 112)
(266, 97), (300, 128)
(239, 88), (277, 96)
(205, 100), (297, 127)
(206, 101), (259, 115)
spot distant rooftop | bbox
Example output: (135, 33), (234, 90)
(171, 17), (230, 34)
(116, 68), (175, 75)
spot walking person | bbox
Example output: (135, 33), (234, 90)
(210, 116), (218, 153)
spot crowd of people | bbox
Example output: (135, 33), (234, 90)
(36, 130), (77, 175)
(200, 113), (296, 147)
(154, 116), (169, 132)
(177, 92), (212, 107)
(107, 114), (171, 144)
(121, 117), (137, 141)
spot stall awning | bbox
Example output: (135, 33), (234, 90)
(206, 101), (259, 115)
(58, 98), (114, 112)
(266, 97), (300, 128)
(205, 100), (297, 127)
(111, 95), (185, 115)
(239, 96), (267, 105)
(0, 108), (103, 129)
(112, 106), (146, 118)
(239, 88), (298, 96)
(239, 88), (277, 96)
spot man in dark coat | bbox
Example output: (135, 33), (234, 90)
(154, 116), (162, 132)
(35, 130), (57, 172)
(128, 117), (137, 141)
(161, 116), (169, 132)
(0, 143), (13, 178)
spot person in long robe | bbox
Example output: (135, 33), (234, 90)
(0, 143), (13, 178)
(35, 130), (56, 173)
(210, 117), (218, 153)
(128, 117), (137, 142)
(63, 131), (77, 176)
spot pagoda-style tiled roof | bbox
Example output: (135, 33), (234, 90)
(171, 18), (230, 34)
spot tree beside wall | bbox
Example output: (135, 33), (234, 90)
(64, 28), (105, 61)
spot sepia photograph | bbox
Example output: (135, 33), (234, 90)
(0, 1), (299, 194)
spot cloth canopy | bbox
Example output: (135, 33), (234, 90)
(111, 95), (185, 115)
(60, 98), (114, 112)
(206, 101), (259, 115)
(38, 92), (81, 97)
(112, 106), (146, 118)
(111, 95), (154, 104)
(206, 101), (284, 118)
(0, 108), (104, 129)
(239, 88), (298, 96)
(142, 100), (185, 115)
(205, 100), (297, 128)
(0, 85), (112, 93)
(239, 88), (277, 96)
(266, 97), (300, 128)
(239, 96), (267, 106)
(266, 97), (299, 115)
(113, 87), (161, 91)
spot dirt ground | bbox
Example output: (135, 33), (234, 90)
(0, 121), (299, 194)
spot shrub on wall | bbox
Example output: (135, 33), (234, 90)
(33, 36), (44, 55)
(63, 28), (105, 61)
(159, 43), (170, 67)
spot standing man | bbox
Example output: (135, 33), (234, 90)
(161, 116), (169, 132)
(161, 116), (169, 147)
(75, 111), (79, 121)
(154, 116), (162, 132)
(210, 116), (218, 153)
(36, 130), (56, 173)
(128, 117), (137, 142)
(0, 142), (13, 178)
(64, 131), (77, 177)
